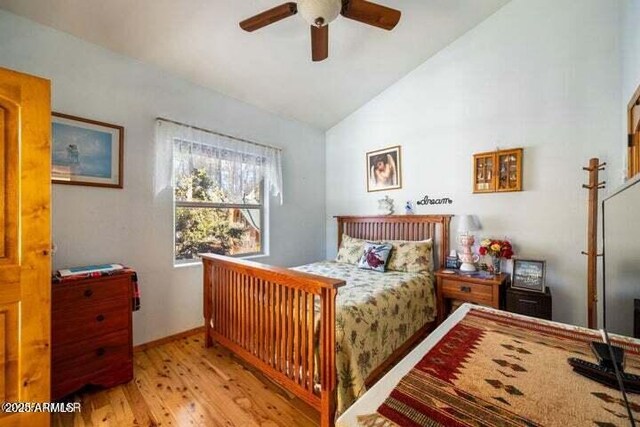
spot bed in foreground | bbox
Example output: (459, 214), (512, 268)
(293, 260), (436, 414)
(201, 215), (452, 427)
(338, 303), (640, 427)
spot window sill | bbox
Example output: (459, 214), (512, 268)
(241, 253), (269, 261)
(174, 261), (202, 269)
(173, 252), (269, 268)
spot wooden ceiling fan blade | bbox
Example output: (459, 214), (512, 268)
(341, 0), (401, 31)
(240, 2), (298, 32)
(311, 25), (329, 62)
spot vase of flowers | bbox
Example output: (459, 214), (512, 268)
(478, 239), (514, 275)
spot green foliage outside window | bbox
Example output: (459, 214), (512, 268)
(174, 168), (261, 261)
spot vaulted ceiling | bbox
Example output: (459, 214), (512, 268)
(0, 0), (509, 129)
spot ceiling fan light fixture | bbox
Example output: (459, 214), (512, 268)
(239, 0), (402, 61)
(297, 0), (342, 27)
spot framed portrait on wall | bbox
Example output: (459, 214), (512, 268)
(51, 112), (124, 188)
(366, 145), (402, 192)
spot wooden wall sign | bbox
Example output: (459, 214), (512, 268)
(416, 195), (453, 206)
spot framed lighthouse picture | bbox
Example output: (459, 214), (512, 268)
(51, 112), (124, 188)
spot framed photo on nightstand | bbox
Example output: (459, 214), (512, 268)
(512, 259), (546, 293)
(445, 256), (459, 269)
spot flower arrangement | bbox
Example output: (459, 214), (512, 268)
(479, 239), (514, 259)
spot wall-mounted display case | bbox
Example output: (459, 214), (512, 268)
(473, 148), (523, 193)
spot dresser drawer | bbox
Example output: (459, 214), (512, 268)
(441, 279), (493, 303)
(52, 328), (132, 400)
(52, 297), (129, 345)
(53, 329), (131, 378)
(506, 287), (552, 320)
(53, 275), (130, 309)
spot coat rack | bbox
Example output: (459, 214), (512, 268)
(582, 158), (606, 329)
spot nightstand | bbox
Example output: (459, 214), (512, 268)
(506, 287), (552, 320)
(435, 269), (508, 323)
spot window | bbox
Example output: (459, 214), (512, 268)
(159, 119), (282, 265)
(174, 161), (264, 262)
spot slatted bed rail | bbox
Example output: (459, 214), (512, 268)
(202, 215), (452, 427)
(201, 254), (345, 427)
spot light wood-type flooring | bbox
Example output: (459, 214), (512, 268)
(52, 333), (319, 426)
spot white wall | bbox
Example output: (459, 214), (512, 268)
(622, 0), (640, 106)
(0, 10), (327, 345)
(622, 0), (640, 170)
(325, 0), (623, 327)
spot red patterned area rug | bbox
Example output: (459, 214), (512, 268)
(357, 307), (640, 426)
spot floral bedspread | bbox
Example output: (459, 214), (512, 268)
(292, 261), (436, 415)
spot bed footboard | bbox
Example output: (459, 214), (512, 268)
(202, 254), (345, 427)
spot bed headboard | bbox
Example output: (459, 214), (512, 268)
(335, 215), (453, 270)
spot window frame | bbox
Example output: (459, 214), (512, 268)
(172, 156), (266, 266)
(628, 84), (640, 179)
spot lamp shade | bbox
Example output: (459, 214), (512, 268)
(457, 215), (479, 233)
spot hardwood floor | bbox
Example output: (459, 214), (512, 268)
(52, 334), (319, 426)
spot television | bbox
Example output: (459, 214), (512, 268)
(603, 175), (640, 337)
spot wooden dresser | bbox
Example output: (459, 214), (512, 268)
(52, 272), (134, 400)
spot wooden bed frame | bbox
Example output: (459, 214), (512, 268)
(201, 215), (452, 426)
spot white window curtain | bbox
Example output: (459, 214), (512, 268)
(154, 119), (283, 204)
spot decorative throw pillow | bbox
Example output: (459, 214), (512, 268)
(336, 234), (367, 265)
(385, 239), (433, 273)
(357, 242), (393, 272)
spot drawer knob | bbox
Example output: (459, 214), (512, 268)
(96, 314), (105, 322)
(460, 286), (472, 293)
(96, 347), (106, 357)
(84, 289), (94, 298)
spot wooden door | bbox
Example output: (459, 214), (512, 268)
(0, 67), (51, 427)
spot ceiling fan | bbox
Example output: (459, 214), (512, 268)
(240, 0), (401, 62)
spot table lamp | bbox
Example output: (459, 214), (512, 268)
(458, 215), (479, 272)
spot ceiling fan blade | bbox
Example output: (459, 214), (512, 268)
(240, 2), (298, 32)
(341, 0), (401, 31)
(311, 25), (329, 62)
